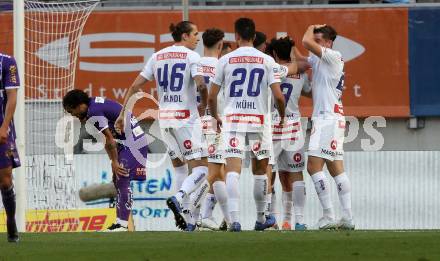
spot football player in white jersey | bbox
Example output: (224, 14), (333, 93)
(253, 31), (300, 229)
(116, 21), (209, 231)
(180, 28), (232, 231)
(267, 37), (311, 231)
(302, 25), (354, 230)
(209, 18), (286, 232)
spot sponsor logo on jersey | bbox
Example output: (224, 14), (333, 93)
(226, 114), (264, 125)
(202, 66), (215, 75)
(229, 56), (263, 64)
(288, 162), (305, 169)
(183, 147), (204, 158)
(330, 140), (337, 150)
(136, 167), (146, 177)
(8, 65), (17, 83)
(293, 153), (302, 163)
(208, 144), (216, 154)
(252, 141), (261, 152)
(334, 104), (344, 115)
(183, 140), (192, 150)
(229, 137), (239, 148)
(157, 52), (187, 60)
(159, 109), (190, 120)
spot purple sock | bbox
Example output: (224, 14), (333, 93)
(1, 185), (16, 220)
(115, 177), (132, 226)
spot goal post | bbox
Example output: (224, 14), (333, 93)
(12, 0), (99, 232)
(13, 0), (26, 233)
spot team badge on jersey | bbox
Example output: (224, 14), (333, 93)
(229, 137), (239, 148)
(208, 144), (216, 154)
(293, 153), (302, 163)
(183, 140), (192, 149)
(252, 141), (261, 152)
(330, 140), (337, 150)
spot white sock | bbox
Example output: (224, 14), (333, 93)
(201, 193), (217, 219)
(265, 193), (272, 215)
(270, 191), (277, 216)
(177, 166), (208, 201)
(174, 164), (188, 192)
(333, 173), (352, 220)
(311, 171), (334, 219)
(182, 195), (192, 224)
(254, 175), (268, 223)
(213, 181), (231, 224)
(190, 180), (210, 210)
(282, 191), (293, 223)
(292, 181), (306, 224)
(226, 171), (240, 223)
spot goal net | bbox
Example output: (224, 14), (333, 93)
(0, 0), (98, 232)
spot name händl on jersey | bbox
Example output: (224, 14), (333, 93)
(229, 56), (264, 64)
(157, 52), (188, 61)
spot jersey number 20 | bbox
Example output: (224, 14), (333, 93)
(229, 68), (264, 97)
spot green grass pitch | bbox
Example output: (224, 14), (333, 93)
(1, 231), (439, 261)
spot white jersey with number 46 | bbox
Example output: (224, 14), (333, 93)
(212, 46), (281, 133)
(141, 45), (203, 128)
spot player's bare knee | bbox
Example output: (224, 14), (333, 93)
(171, 158), (186, 168)
(0, 170), (12, 190)
(325, 160), (344, 177)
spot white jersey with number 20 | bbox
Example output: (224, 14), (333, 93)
(212, 46), (281, 133)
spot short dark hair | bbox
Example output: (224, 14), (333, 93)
(63, 89), (89, 110)
(313, 25), (337, 41)
(267, 37), (295, 61)
(169, 21), (195, 42)
(253, 31), (267, 48)
(234, 17), (255, 41)
(202, 28), (225, 48)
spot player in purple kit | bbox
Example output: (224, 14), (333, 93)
(0, 53), (21, 242)
(63, 89), (148, 232)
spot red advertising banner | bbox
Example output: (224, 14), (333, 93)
(1, 8), (410, 117)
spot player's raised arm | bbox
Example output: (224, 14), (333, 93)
(302, 24), (327, 58)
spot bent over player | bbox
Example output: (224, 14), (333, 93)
(302, 25), (354, 230)
(0, 53), (20, 242)
(63, 90), (148, 232)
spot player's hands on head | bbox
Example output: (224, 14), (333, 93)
(115, 114), (125, 135)
(111, 161), (129, 177)
(0, 126), (8, 144)
(314, 24), (326, 29)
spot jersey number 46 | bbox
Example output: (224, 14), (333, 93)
(157, 63), (186, 92)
